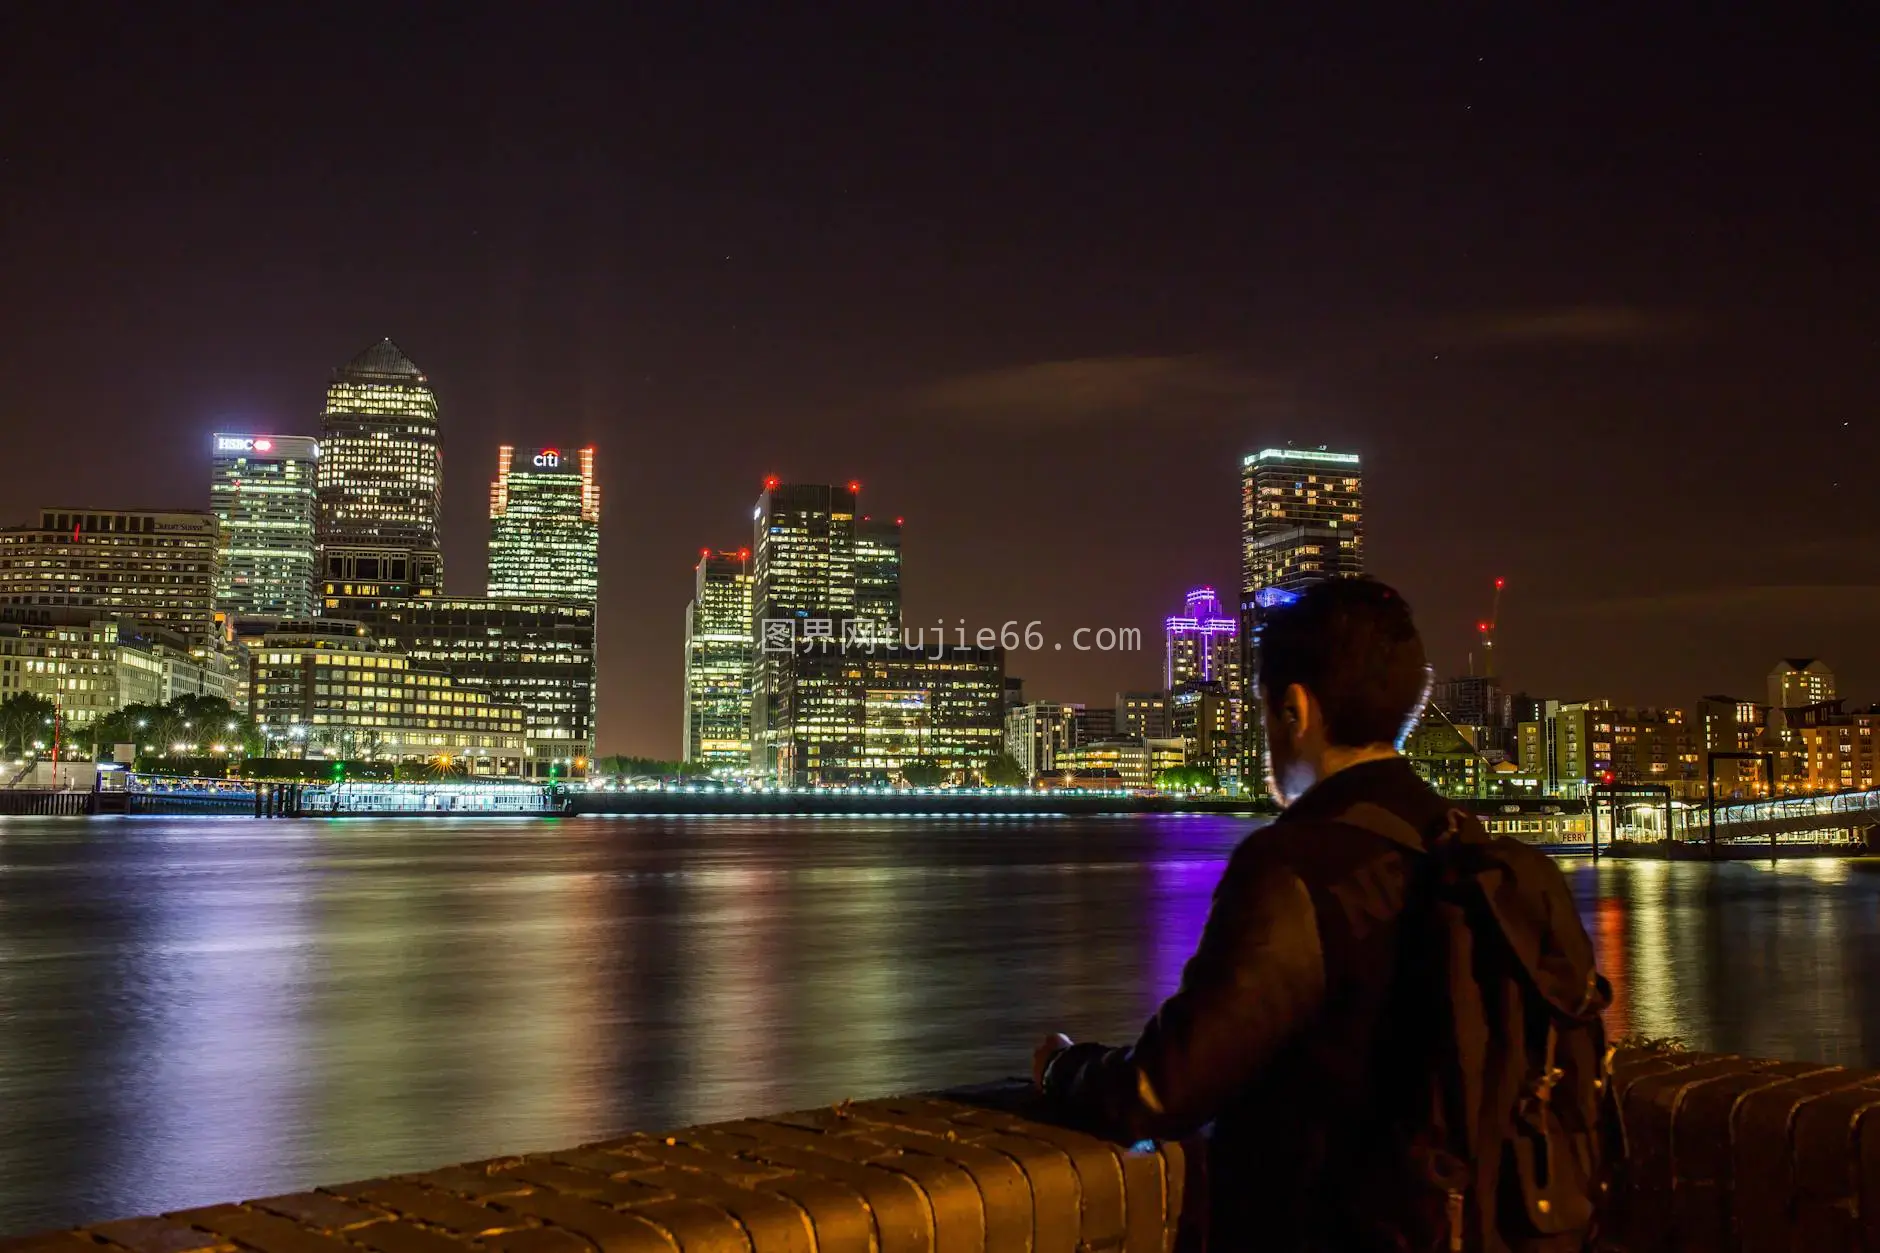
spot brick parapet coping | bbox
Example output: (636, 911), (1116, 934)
(11, 1049), (1880, 1252)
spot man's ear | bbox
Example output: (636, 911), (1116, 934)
(1279, 683), (1311, 732)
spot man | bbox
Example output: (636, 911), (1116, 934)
(1033, 577), (1606, 1251)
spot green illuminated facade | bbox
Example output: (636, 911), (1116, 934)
(682, 549), (753, 770)
(489, 445), (599, 603)
(211, 433), (319, 618)
(317, 339), (444, 596)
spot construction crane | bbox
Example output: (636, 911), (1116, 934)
(1477, 577), (1505, 679)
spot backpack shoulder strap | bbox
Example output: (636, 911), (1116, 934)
(1333, 800), (1435, 855)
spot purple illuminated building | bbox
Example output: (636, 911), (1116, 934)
(1164, 587), (1238, 690)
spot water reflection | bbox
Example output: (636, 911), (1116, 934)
(2, 817), (1879, 1235)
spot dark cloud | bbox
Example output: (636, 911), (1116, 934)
(1438, 305), (1700, 349)
(910, 355), (1281, 425)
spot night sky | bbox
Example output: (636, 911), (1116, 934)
(4, 9), (1875, 754)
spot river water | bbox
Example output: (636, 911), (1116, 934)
(2, 813), (1878, 1234)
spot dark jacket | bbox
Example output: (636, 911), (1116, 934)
(1044, 756), (1457, 1251)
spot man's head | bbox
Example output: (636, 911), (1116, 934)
(1257, 576), (1431, 805)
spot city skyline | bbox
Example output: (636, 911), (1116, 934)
(6, 11), (1875, 755)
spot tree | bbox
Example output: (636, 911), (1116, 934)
(597, 755), (710, 778)
(1155, 764), (1220, 793)
(983, 751), (1027, 787)
(0, 693), (56, 756)
(900, 758), (944, 788)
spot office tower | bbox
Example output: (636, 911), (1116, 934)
(317, 338), (444, 599)
(251, 620), (527, 774)
(750, 480), (861, 775)
(1769, 659), (1835, 713)
(210, 433), (319, 619)
(765, 639), (1004, 786)
(1117, 690), (1170, 740)
(1240, 447), (1364, 598)
(344, 599), (597, 780)
(1005, 701), (1078, 778)
(1165, 586), (1239, 689)
(683, 548), (754, 770)
(489, 445), (600, 603)
(1239, 445), (1363, 775)
(0, 508), (222, 643)
(752, 481), (859, 622)
(855, 515), (904, 629)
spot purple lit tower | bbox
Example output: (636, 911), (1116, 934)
(1164, 587), (1239, 690)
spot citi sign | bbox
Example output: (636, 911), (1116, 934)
(533, 449), (562, 468)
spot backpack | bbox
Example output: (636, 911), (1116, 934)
(1335, 802), (1616, 1253)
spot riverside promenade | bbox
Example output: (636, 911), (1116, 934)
(6, 1046), (1876, 1252)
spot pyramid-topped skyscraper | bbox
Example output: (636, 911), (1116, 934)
(316, 338), (444, 602)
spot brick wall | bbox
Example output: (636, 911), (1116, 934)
(1608, 1047), (1880, 1253)
(0, 1081), (1191, 1253)
(9, 1049), (1876, 1253)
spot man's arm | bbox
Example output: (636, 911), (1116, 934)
(1042, 845), (1327, 1142)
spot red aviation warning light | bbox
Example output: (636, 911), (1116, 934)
(847, 479), (861, 494)
(763, 475), (780, 491)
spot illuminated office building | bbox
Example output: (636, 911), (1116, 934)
(764, 640), (1004, 786)
(683, 549), (754, 770)
(1240, 446), (1364, 599)
(1005, 701), (1078, 778)
(1170, 681), (1243, 780)
(345, 599), (596, 780)
(250, 620), (525, 775)
(1239, 445), (1363, 773)
(855, 515), (903, 629)
(750, 480), (867, 774)
(0, 618), (237, 728)
(1165, 586), (1239, 690)
(489, 445), (599, 603)
(210, 433), (319, 619)
(0, 508), (221, 643)
(317, 339), (444, 596)
(1117, 691), (1170, 740)
(752, 481), (860, 623)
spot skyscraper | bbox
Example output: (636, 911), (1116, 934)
(1239, 445), (1363, 776)
(1240, 446), (1364, 599)
(683, 548), (754, 770)
(855, 515), (904, 630)
(750, 480), (859, 775)
(1165, 586), (1238, 689)
(751, 481), (859, 623)
(489, 445), (600, 603)
(317, 338), (444, 599)
(210, 433), (319, 619)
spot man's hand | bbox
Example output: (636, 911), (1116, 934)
(1033, 1032), (1074, 1088)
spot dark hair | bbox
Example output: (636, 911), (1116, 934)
(1257, 576), (1430, 748)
